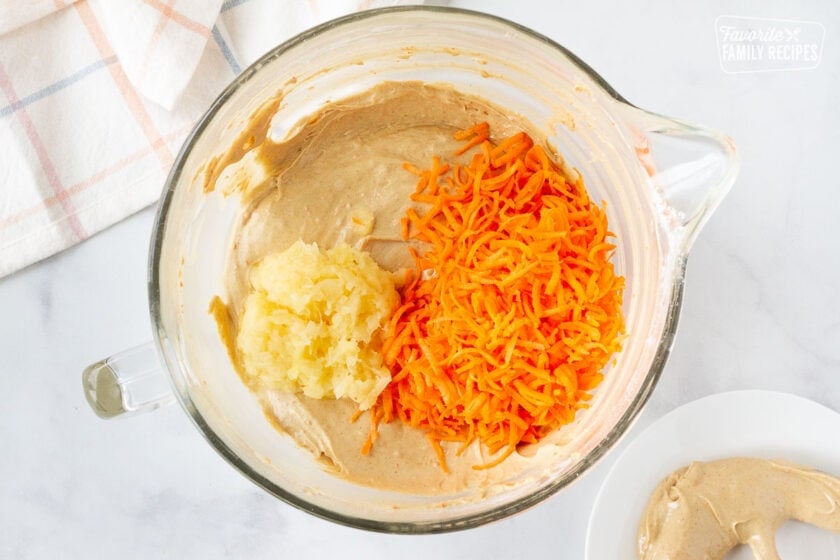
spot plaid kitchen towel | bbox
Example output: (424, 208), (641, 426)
(0, 0), (408, 277)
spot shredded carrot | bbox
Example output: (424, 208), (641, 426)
(364, 123), (625, 471)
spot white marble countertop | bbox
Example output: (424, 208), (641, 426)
(2, 1), (839, 558)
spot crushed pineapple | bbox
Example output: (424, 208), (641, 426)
(236, 240), (398, 410)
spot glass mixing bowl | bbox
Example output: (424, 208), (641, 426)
(82, 6), (738, 533)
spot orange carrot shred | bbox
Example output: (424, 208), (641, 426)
(364, 122), (624, 471)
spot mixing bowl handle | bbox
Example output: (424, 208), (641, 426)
(621, 107), (740, 252)
(82, 342), (175, 419)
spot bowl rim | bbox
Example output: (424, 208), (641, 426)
(147, 4), (681, 534)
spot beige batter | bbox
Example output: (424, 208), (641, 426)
(208, 82), (573, 494)
(638, 457), (840, 560)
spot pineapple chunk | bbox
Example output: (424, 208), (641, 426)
(236, 240), (398, 409)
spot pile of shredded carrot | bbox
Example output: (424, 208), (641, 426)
(362, 122), (625, 471)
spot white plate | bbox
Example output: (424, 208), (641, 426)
(586, 390), (840, 560)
